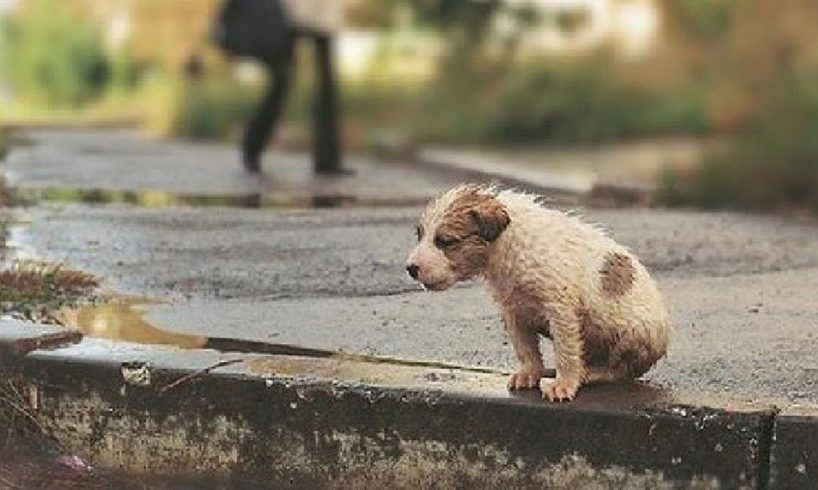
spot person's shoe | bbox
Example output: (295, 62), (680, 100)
(315, 165), (355, 176)
(242, 152), (261, 173)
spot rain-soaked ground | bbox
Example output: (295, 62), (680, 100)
(5, 128), (818, 409)
(4, 128), (818, 487)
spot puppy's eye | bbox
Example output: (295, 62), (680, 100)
(434, 235), (458, 248)
(415, 225), (423, 242)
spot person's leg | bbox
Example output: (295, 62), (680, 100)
(242, 56), (294, 173)
(312, 35), (342, 174)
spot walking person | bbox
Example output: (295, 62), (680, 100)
(212, 0), (344, 174)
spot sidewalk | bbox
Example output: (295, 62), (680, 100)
(417, 138), (709, 205)
(6, 128), (468, 205)
(2, 128), (816, 488)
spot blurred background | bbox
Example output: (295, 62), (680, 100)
(1, 0), (817, 212)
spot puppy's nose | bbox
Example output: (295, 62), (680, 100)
(406, 263), (420, 279)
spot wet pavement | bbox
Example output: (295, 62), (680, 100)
(5, 128), (818, 407)
(419, 137), (709, 191)
(6, 129), (463, 203)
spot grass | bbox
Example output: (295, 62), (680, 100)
(166, 80), (261, 141)
(0, 260), (101, 323)
(0, 146), (102, 322)
(0, 379), (51, 448)
(0, 131), (6, 161)
(0, 98), (143, 130)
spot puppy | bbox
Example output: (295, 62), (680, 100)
(406, 185), (670, 401)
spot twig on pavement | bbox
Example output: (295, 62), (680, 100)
(158, 359), (243, 394)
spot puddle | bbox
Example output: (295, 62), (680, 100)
(55, 302), (207, 349)
(4, 221), (36, 261)
(56, 300), (511, 380)
(42, 301), (755, 410)
(245, 355), (509, 393)
(17, 187), (428, 209)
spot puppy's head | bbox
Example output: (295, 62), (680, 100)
(406, 185), (510, 291)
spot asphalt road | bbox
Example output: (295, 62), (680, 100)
(6, 129), (818, 406)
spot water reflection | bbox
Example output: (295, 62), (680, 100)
(55, 302), (207, 349)
(17, 187), (425, 209)
(52, 301), (693, 406)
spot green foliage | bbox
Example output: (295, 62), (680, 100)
(106, 53), (144, 95)
(660, 76), (818, 211)
(169, 80), (261, 141)
(487, 57), (708, 144)
(667, 0), (737, 42)
(400, 0), (502, 36)
(0, 0), (110, 107)
(0, 131), (7, 161)
(655, 0), (818, 211)
(327, 2), (711, 148)
(335, 56), (709, 147)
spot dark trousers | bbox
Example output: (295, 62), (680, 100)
(242, 35), (341, 174)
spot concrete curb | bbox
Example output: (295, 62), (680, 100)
(4, 322), (812, 488)
(770, 407), (818, 489)
(415, 148), (652, 207)
(0, 320), (82, 360)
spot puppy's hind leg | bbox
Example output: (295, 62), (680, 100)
(583, 366), (621, 384)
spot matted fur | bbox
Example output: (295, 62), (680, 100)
(406, 184), (671, 401)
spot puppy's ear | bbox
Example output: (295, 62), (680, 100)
(468, 200), (510, 242)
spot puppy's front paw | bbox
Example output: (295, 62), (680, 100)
(544, 377), (580, 402)
(507, 368), (543, 391)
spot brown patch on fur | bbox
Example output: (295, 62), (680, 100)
(439, 188), (509, 242)
(599, 252), (635, 297)
(435, 190), (483, 240)
(578, 307), (611, 367)
(470, 198), (510, 242)
(440, 235), (490, 278)
(433, 189), (510, 278)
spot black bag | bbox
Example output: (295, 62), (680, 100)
(211, 0), (292, 64)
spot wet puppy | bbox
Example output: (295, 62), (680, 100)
(405, 185), (670, 401)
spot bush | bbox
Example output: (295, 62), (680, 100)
(486, 57), (709, 145)
(0, 0), (111, 107)
(167, 80), (261, 141)
(340, 81), (491, 146)
(336, 56), (709, 149)
(0, 131), (7, 161)
(658, 75), (818, 211)
(654, 0), (818, 212)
